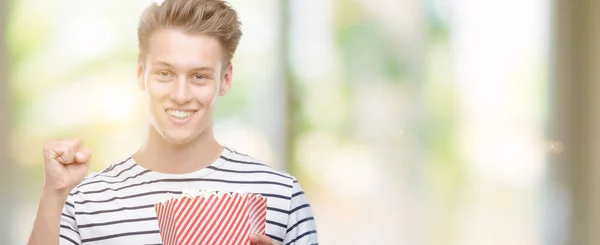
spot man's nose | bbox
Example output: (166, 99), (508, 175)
(170, 77), (193, 104)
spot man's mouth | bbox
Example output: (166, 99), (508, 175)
(166, 109), (196, 119)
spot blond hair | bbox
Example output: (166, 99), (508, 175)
(137, 0), (243, 63)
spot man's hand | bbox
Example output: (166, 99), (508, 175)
(27, 139), (91, 245)
(250, 234), (276, 245)
(42, 139), (91, 195)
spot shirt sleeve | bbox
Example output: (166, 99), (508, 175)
(283, 178), (319, 245)
(59, 191), (81, 245)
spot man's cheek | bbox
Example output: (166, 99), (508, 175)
(193, 85), (219, 105)
(209, 87), (221, 107)
(147, 83), (169, 97)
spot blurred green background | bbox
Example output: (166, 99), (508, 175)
(1, 0), (599, 244)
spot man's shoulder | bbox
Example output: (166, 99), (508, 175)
(72, 156), (136, 192)
(220, 147), (297, 184)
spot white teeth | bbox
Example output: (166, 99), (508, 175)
(167, 110), (194, 119)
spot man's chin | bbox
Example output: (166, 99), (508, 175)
(159, 129), (196, 145)
(164, 135), (194, 145)
(153, 124), (210, 146)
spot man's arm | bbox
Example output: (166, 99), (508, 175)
(283, 178), (319, 245)
(29, 139), (91, 245)
(28, 189), (80, 245)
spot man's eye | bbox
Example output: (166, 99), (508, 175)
(158, 71), (171, 77)
(193, 74), (206, 80)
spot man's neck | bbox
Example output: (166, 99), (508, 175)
(133, 124), (224, 174)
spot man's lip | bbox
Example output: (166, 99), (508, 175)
(165, 109), (198, 112)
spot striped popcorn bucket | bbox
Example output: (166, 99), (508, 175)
(154, 191), (267, 245)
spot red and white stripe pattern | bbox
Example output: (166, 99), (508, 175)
(155, 192), (267, 245)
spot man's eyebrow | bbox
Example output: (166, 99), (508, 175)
(151, 61), (214, 72)
(151, 61), (174, 67)
(190, 67), (215, 72)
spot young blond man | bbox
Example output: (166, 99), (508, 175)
(27, 0), (318, 244)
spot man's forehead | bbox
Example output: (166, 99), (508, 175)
(144, 29), (225, 65)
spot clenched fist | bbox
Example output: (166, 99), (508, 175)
(42, 139), (91, 194)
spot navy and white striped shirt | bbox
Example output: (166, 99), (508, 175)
(59, 147), (319, 244)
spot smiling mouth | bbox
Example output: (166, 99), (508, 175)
(166, 109), (197, 119)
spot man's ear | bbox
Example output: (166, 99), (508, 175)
(219, 63), (233, 96)
(137, 56), (146, 91)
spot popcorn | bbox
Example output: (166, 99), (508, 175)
(155, 190), (267, 245)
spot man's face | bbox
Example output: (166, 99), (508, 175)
(138, 29), (232, 145)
